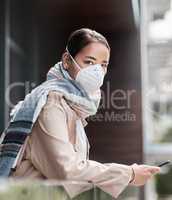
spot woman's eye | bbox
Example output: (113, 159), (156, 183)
(101, 64), (108, 68)
(84, 60), (94, 65)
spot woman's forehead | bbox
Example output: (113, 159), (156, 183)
(77, 42), (110, 61)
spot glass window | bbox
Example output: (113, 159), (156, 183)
(141, 0), (172, 199)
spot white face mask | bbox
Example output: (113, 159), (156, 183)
(67, 49), (106, 94)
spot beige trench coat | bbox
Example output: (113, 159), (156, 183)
(11, 91), (133, 198)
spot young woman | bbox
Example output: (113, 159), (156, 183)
(1, 28), (160, 198)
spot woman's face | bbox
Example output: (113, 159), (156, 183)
(63, 42), (110, 79)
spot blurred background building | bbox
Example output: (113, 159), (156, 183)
(1, 0), (172, 199)
(142, 0), (172, 199)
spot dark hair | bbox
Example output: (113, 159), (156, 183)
(66, 28), (110, 57)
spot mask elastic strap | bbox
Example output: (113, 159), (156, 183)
(66, 46), (81, 70)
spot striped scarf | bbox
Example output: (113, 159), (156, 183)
(0, 61), (101, 177)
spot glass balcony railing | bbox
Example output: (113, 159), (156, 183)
(0, 179), (139, 200)
(0, 179), (113, 200)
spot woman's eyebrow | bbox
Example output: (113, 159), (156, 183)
(85, 56), (109, 64)
(102, 60), (109, 64)
(85, 56), (97, 61)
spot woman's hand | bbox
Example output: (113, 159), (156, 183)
(129, 163), (161, 186)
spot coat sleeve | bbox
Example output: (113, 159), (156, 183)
(30, 93), (133, 199)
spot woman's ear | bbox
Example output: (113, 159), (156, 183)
(62, 52), (71, 70)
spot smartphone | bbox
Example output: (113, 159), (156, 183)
(158, 160), (171, 167)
